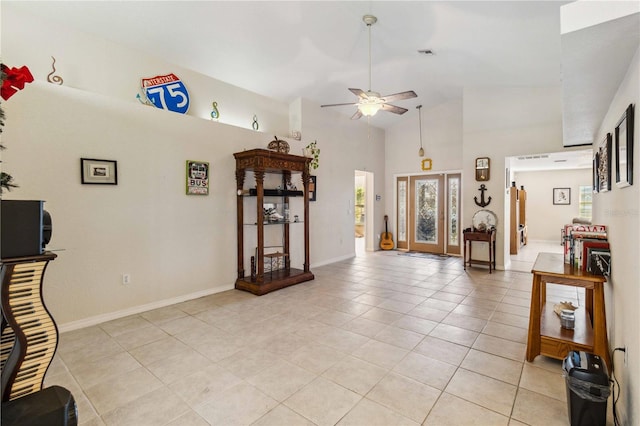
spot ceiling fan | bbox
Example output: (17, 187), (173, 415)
(321, 14), (417, 119)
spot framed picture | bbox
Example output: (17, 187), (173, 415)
(615, 103), (634, 188)
(81, 158), (117, 185)
(597, 133), (612, 192)
(308, 175), (317, 202)
(553, 187), (570, 205)
(186, 160), (209, 195)
(421, 158), (432, 171)
(593, 153), (599, 193)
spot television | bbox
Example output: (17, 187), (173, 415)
(1, 200), (52, 259)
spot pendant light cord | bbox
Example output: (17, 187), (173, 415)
(367, 22), (372, 92)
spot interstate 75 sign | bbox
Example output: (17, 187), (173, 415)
(141, 73), (190, 114)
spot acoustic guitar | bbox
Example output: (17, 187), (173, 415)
(380, 215), (394, 250)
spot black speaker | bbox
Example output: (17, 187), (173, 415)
(1, 386), (77, 426)
(1, 200), (52, 258)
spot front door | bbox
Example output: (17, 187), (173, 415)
(396, 173), (461, 255)
(410, 175), (445, 254)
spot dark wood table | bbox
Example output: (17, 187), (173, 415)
(463, 229), (496, 273)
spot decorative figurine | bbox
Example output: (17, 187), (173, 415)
(210, 101), (220, 120)
(47, 56), (63, 85)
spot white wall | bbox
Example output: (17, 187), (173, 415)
(591, 45), (639, 426)
(514, 168), (592, 242)
(462, 87), (564, 269)
(384, 100), (463, 234)
(1, 7), (386, 329)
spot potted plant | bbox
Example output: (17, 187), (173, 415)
(304, 140), (320, 170)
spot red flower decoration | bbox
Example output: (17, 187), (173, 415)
(1, 64), (34, 101)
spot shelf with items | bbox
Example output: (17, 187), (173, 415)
(234, 149), (314, 295)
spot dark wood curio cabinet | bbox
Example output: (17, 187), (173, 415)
(234, 149), (314, 295)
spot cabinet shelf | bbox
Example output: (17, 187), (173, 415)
(234, 149), (314, 296)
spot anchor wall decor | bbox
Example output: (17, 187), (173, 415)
(474, 184), (492, 207)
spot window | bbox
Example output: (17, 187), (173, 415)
(578, 185), (592, 220)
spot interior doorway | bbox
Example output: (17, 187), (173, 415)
(355, 170), (373, 256)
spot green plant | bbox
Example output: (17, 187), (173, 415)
(305, 140), (320, 170)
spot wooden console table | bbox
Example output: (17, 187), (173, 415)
(463, 230), (496, 273)
(526, 252), (610, 369)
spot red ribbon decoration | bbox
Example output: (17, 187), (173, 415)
(1, 64), (35, 101)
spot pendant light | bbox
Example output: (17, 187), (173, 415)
(417, 105), (424, 157)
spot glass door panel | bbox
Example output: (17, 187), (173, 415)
(396, 177), (408, 249)
(410, 175), (444, 253)
(447, 174), (461, 255)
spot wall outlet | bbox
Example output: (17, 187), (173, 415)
(122, 274), (131, 285)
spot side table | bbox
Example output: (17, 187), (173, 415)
(463, 229), (496, 273)
(526, 252), (610, 369)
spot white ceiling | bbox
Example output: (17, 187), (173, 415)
(8, 0), (571, 130)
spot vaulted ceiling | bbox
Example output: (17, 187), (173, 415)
(8, 1), (570, 129)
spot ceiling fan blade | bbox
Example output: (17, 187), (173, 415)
(381, 103), (409, 115)
(349, 88), (368, 99)
(381, 91), (417, 102)
(351, 110), (363, 120)
(321, 102), (358, 108)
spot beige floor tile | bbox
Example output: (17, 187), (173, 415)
(526, 356), (564, 374)
(393, 351), (457, 390)
(170, 364), (243, 407)
(69, 351), (141, 389)
(367, 372), (441, 423)
(287, 342), (348, 374)
(311, 309), (357, 327)
(461, 296), (500, 310)
(58, 333), (124, 365)
(284, 377), (362, 426)
(414, 336), (470, 366)
(217, 348), (280, 379)
(247, 359), (316, 402)
(315, 328), (370, 353)
(451, 303), (495, 320)
(323, 355), (388, 395)
(445, 369), (517, 416)
(159, 315), (214, 335)
(424, 392), (509, 425)
(460, 349), (523, 385)
(360, 306), (406, 324)
(519, 363), (567, 402)
(490, 311), (530, 328)
(482, 321), (528, 343)
(431, 291), (467, 303)
(337, 397), (419, 426)
(511, 388), (568, 426)
(145, 348), (212, 384)
(195, 382), (279, 425)
(343, 316), (388, 337)
(419, 298), (459, 312)
(408, 305), (450, 322)
(429, 323), (480, 347)
(85, 367), (163, 415)
(473, 334), (526, 361)
(112, 324), (169, 350)
(252, 404), (316, 426)
(393, 314), (438, 335)
(128, 336), (190, 366)
(101, 386), (189, 426)
(258, 332), (310, 357)
(139, 305), (188, 325)
(99, 315), (153, 337)
(351, 339), (409, 369)
(442, 312), (488, 332)
(374, 325), (425, 350)
(164, 410), (210, 426)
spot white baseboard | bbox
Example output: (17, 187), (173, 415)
(58, 284), (234, 333)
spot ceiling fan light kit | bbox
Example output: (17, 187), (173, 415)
(320, 14), (417, 119)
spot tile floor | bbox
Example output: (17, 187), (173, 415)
(43, 249), (608, 426)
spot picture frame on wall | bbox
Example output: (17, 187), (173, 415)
(597, 133), (612, 192)
(615, 103), (634, 188)
(593, 153), (600, 193)
(81, 158), (117, 185)
(186, 160), (209, 195)
(553, 187), (571, 205)
(308, 175), (317, 202)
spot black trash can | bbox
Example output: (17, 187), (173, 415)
(563, 351), (611, 426)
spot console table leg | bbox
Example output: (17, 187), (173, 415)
(526, 274), (542, 362)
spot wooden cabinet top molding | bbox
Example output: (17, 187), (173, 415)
(234, 149), (310, 173)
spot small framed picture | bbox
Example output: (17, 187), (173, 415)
(598, 133), (612, 192)
(186, 160), (209, 195)
(308, 175), (317, 202)
(615, 103), (634, 188)
(553, 187), (571, 205)
(81, 158), (117, 185)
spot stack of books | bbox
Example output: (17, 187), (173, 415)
(563, 224), (610, 275)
